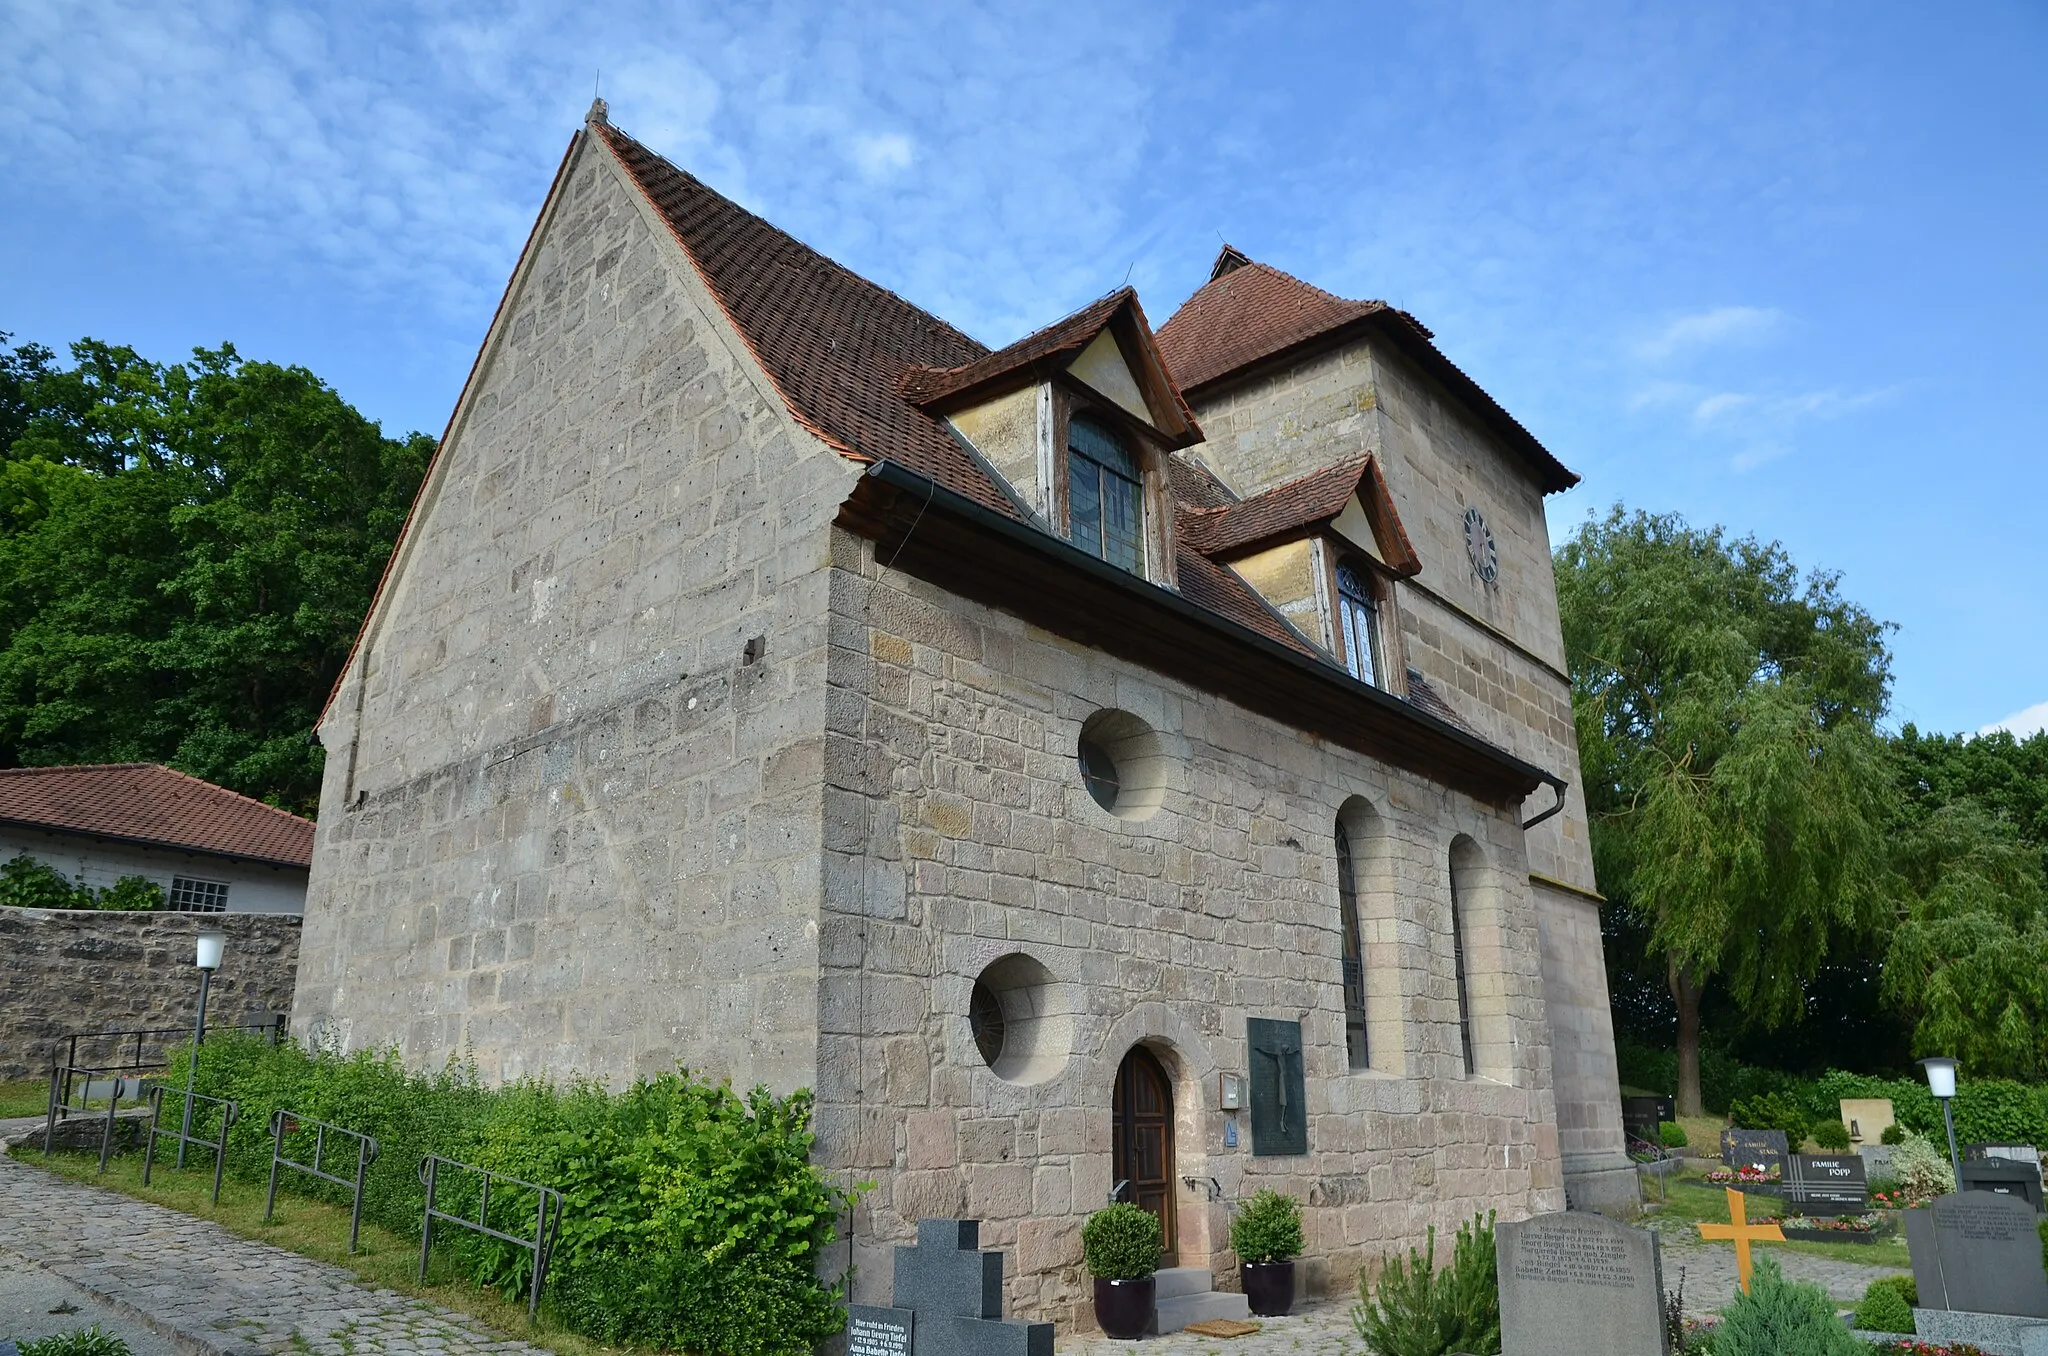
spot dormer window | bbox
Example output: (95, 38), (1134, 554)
(1336, 561), (1381, 686)
(1068, 414), (1145, 574)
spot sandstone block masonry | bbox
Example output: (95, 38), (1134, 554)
(0, 909), (299, 1080)
(819, 532), (1565, 1327)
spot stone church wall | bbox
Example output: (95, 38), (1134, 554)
(293, 138), (856, 1091)
(1177, 333), (1629, 1206)
(818, 529), (1566, 1328)
(0, 909), (299, 1081)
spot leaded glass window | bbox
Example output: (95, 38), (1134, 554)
(1068, 415), (1144, 574)
(1337, 822), (1368, 1071)
(1336, 562), (1379, 686)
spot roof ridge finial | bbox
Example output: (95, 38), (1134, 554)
(586, 94), (609, 128)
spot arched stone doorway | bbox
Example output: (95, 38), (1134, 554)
(1112, 1044), (1177, 1262)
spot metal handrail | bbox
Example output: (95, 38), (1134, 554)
(42, 1063), (148, 1172)
(418, 1154), (562, 1321)
(54, 1015), (285, 1088)
(265, 1110), (380, 1252)
(142, 1084), (239, 1204)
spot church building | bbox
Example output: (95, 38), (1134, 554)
(292, 102), (1633, 1329)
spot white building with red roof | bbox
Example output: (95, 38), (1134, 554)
(0, 763), (313, 914)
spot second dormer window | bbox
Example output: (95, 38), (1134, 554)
(1068, 414), (1144, 574)
(1336, 561), (1380, 686)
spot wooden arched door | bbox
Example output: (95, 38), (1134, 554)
(1112, 1044), (1176, 1262)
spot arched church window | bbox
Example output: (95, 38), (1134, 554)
(1068, 414), (1144, 575)
(1336, 561), (1379, 687)
(1448, 849), (1477, 1078)
(1336, 821), (1369, 1071)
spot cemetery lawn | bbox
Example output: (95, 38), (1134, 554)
(0, 1078), (48, 1117)
(16, 1148), (621, 1356)
(1649, 1170), (1911, 1268)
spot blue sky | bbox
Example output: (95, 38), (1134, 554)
(3, 1), (2043, 738)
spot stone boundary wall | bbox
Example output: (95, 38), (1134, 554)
(0, 909), (300, 1080)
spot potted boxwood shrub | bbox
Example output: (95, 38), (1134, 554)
(1083, 1202), (1161, 1338)
(1230, 1188), (1303, 1316)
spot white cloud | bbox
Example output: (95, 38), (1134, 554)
(1982, 702), (2048, 740)
(850, 132), (914, 179)
(1691, 391), (1752, 424)
(1637, 305), (1784, 361)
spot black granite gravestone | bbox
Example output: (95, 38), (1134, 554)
(1962, 1157), (2046, 1213)
(1720, 1128), (1789, 1174)
(847, 1219), (1053, 1356)
(1621, 1095), (1676, 1142)
(1783, 1154), (1868, 1216)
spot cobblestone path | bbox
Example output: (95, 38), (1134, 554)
(0, 1150), (550, 1356)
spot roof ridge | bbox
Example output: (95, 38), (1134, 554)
(907, 286), (1134, 383)
(146, 764), (317, 827)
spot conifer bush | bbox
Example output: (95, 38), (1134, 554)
(1811, 1118), (1853, 1151)
(1660, 1120), (1690, 1148)
(1712, 1258), (1863, 1356)
(1852, 1275), (1916, 1333)
(1352, 1211), (1500, 1356)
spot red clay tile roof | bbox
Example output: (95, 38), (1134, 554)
(0, 764), (314, 867)
(1173, 548), (1317, 655)
(1178, 454), (1421, 575)
(1156, 254), (1578, 494)
(597, 123), (1024, 519)
(1165, 454), (1239, 509)
(900, 290), (1130, 407)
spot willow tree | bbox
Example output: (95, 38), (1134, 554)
(1556, 507), (1894, 1115)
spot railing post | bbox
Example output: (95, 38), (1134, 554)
(418, 1156), (438, 1284)
(98, 1077), (120, 1174)
(350, 1136), (370, 1254)
(210, 1100), (235, 1204)
(265, 1110), (284, 1222)
(43, 1064), (58, 1155)
(529, 1189), (547, 1321)
(143, 1087), (161, 1187)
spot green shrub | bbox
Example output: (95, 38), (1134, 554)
(0, 853), (95, 909)
(1892, 1131), (1956, 1203)
(1352, 1211), (1499, 1356)
(1882, 1123), (1906, 1145)
(166, 1034), (857, 1354)
(1230, 1189), (1303, 1264)
(1082, 1203), (1161, 1280)
(96, 875), (164, 911)
(1811, 1118), (1852, 1152)
(1728, 1092), (1812, 1146)
(1660, 1121), (1690, 1148)
(18, 1330), (132, 1356)
(1852, 1275), (1916, 1333)
(1713, 1257), (1863, 1356)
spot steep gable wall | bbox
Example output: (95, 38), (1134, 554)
(295, 135), (858, 1089)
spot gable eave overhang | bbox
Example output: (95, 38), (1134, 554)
(908, 293), (1204, 447)
(1177, 310), (1579, 495)
(838, 459), (1557, 804)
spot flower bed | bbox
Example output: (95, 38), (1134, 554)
(1705, 1164), (1781, 1187)
(1777, 1212), (1890, 1244)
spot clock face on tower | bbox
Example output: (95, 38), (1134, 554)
(1463, 506), (1499, 583)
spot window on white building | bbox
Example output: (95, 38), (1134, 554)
(168, 877), (230, 913)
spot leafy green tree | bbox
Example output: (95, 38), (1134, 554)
(0, 332), (431, 812)
(1884, 801), (2048, 1076)
(1557, 507), (1895, 1114)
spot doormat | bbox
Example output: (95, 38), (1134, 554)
(1181, 1318), (1262, 1337)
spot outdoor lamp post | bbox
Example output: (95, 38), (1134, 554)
(1920, 1056), (1963, 1189)
(180, 928), (227, 1168)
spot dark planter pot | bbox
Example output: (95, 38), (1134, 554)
(1241, 1259), (1296, 1317)
(1093, 1276), (1155, 1339)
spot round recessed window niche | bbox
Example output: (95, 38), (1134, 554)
(1076, 708), (1168, 821)
(968, 953), (1072, 1085)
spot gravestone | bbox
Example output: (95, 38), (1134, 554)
(1841, 1097), (1895, 1146)
(848, 1218), (1053, 1356)
(1783, 1154), (1868, 1216)
(1622, 1095), (1676, 1142)
(1909, 1192), (2048, 1333)
(1720, 1128), (1789, 1175)
(1496, 1212), (1669, 1356)
(1963, 1157), (2047, 1214)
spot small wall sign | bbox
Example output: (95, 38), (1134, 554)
(1219, 1072), (1243, 1110)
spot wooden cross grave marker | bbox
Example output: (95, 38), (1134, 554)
(1697, 1186), (1785, 1292)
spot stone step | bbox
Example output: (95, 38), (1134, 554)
(1154, 1288), (1251, 1335)
(1152, 1266), (1217, 1301)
